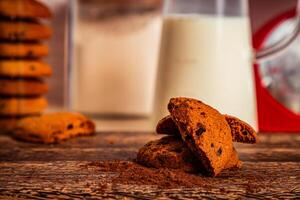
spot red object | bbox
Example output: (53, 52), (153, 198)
(253, 9), (300, 132)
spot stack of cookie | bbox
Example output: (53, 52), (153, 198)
(137, 97), (257, 177)
(0, 0), (52, 132)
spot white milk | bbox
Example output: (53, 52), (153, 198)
(154, 15), (257, 129)
(72, 13), (162, 116)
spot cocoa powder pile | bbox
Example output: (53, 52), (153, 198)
(87, 160), (206, 189)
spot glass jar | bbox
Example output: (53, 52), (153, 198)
(71, 0), (163, 118)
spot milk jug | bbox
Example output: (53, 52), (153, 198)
(154, 0), (300, 130)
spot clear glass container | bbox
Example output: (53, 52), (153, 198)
(153, 0), (257, 128)
(71, 0), (163, 119)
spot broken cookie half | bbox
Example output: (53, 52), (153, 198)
(157, 115), (257, 144)
(137, 136), (242, 174)
(167, 97), (234, 176)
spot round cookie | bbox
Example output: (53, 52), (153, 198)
(0, 117), (19, 132)
(0, 0), (52, 19)
(168, 97), (233, 176)
(13, 112), (96, 144)
(0, 21), (52, 41)
(0, 42), (48, 58)
(0, 115), (40, 133)
(0, 97), (47, 116)
(0, 78), (48, 96)
(137, 136), (242, 173)
(0, 60), (52, 78)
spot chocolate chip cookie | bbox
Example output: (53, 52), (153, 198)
(0, 42), (48, 58)
(168, 97), (233, 176)
(0, 97), (47, 116)
(137, 136), (242, 173)
(137, 136), (203, 173)
(0, 78), (48, 96)
(157, 115), (257, 144)
(13, 112), (96, 144)
(0, 21), (52, 41)
(224, 115), (257, 144)
(0, 60), (52, 78)
(0, 0), (52, 19)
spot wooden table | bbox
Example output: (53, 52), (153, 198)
(0, 132), (299, 199)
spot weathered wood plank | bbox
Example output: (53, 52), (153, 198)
(0, 161), (299, 199)
(0, 146), (299, 162)
(0, 132), (299, 199)
(1, 132), (299, 149)
(0, 133), (299, 162)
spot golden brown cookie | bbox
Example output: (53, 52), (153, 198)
(225, 147), (242, 169)
(0, 0), (52, 19)
(157, 115), (257, 144)
(137, 136), (203, 173)
(0, 42), (48, 58)
(168, 97), (233, 176)
(0, 60), (52, 78)
(13, 112), (96, 144)
(0, 117), (19, 132)
(224, 115), (257, 144)
(156, 115), (180, 136)
(0, 78), (48, 96)
(0, 97), (47, 116)
(0, 115), (40, 133)
(137, 136), (242, 173)
(0, 21), (52, 41)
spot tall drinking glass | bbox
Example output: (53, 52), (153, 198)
(154, 0), (257, 128)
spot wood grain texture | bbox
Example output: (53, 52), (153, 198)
(0, 132), (299, 199)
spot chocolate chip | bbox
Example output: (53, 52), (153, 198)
(242, 130), (249, 136)
(67, 124), (74, 130)
(200, 112), (206, 117)
(178, 122), (187, 131)
(195, 123), (206, 136)
(185, 134), (192, 141)
(28, 134), (41, 139)
(27, 50), (34, 57)
(158, 139), (169, 145)
(15, 31), (25, 39)
(30, 65), (36, 71)
(0, 103), (5, 110)
(52, 131), (62, 135)
(167, 103), (174, 111)
(79, 122), (85, 128)
(183, 156), (194, 163)
(157, 156), (165, 165)
(172, 147), (183, 153)
(10, 32), (25, 40)
(217, 148), (222, 156)
(211, 143), (214, 148)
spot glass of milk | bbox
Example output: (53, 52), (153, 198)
(153, 0), (257, 128)
(71, 0), (162, 118)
